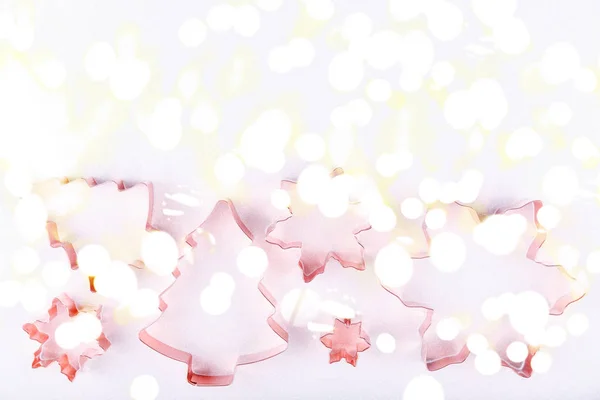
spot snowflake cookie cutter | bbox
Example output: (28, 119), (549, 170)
(23, 294), (111, 381)
(320, 318), (371, 366)
(266, 168), (371, 283)
(359, 200), (585, 377)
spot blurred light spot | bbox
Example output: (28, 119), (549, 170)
(318, 184), (349, 218)
(303, 0), (334, 20)
(366, 79), (392, 102)
(237, 246), (268, 278)
(374, 243), (413, 287)
(505, 127), (543, 160)
(400, 30), (435, 76)
(178, 18), (207, 47)
(4, 166), (32, 197)
(457, 169), (484, 203)
(268, 46), (293, 73)
(426, 1), (463, 41)
(55, 322), (80, 350)
(444, 90), (476, 129)
(586, 251), (600, 274)
(288, 38), (316, 68)
(200, 286), (231, 315)
(431, 61), (455, 87)
(330, 106), (352, 129)
(369, 204), (397, 232)
(473, 214), (526, 255)
(573, 68), (597, 92)
(240, 109), (291, 172)
(376, 333), (396, 353)
(474, 349), (501, 375)
(536, 205), (561, 230)
(419, 178), (441, 204)
(430, 232), (466, 272)
(141, 231), (179, 276)
(524, 327), (545, 347)
(508, 291), (549, 335)
(481, 297), (503, 321)
(141, 98), (182, 150)
(366, 30), (402, 70)
(206, 4), (235, 32)
(540, 42), (580, 85)
(94, 261), (138, 301)
(493, 18), (530, 55)
(390, 0), (423, 22)
(342, 13), (372, 42)
(401, 197), (424, 219)
(214, 153), (245, 186)
(210, 272), (236, 296)
(531, 350), (552, 373)
(436, 317), (461, 341)
(347, 98), (372, 127)
(297, 164), (330, 204)
(233, 5), (261, 37)
(295, 134), (326, 162)
(110, 59), (151, 101)
(472, 0), (516, 27)
(0, 11), (14, 39)
(74, 312), (103, 342)
(8, 11), (34, 51)
(376, 152), (413, 177)
(506, 341), (528, 363)
(571, 136), (599, 162)
(466, 333), (489, 355)
(190, 101), (219, 134)
(270, 189), (291, 210)
(470, 79), (508, 130)
(425, 208), (446, 230)
(320, 300), (355, 319)
(439, 182), (459, 204)
(256, 0), (283, 12)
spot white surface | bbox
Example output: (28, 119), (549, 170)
(2, 0), (600, 399)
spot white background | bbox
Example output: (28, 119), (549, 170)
(2, 0), (600, 399)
